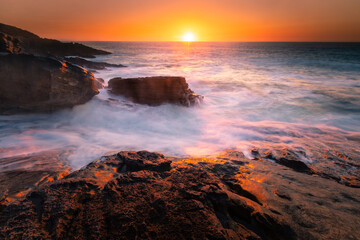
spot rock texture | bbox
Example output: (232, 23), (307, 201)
(250, 146), (360, 188)
(0, 149), (72, 202)
(0, 32), (21, 53)
(209, 150), (360, 240)
(0, 23), (110, 58)
(94, 77), (105, 89)
(65, 57), (126, 70)
(0, 54), (99, 114)
(0, 23), (131, 114)
(1, 150), (359, 240)
(108, 76), (203, 106)
(0, 151), (294, 240)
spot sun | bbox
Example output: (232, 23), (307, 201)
(181, 32), (196, 42)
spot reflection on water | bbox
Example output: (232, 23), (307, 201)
(0, 42), (359, 170)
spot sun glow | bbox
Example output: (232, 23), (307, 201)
(181, 32), (196, 42)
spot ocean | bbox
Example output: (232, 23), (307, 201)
(1, 42), (359, 169)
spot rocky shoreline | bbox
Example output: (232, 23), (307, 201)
(0, 23), (110, 58)
(0, 23), (109, 114)
(1, 150), (359, 240)
(0, 23), (202, 113)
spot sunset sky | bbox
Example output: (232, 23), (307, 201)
(0, 0), (359, 42)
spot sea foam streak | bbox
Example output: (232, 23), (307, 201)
(0, 42), (359, 172)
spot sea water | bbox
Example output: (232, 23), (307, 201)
(0, 42), (359, 169)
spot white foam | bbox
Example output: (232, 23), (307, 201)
(1, 42), (359, 170)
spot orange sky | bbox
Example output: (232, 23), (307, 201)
(0, 0), (359, 41)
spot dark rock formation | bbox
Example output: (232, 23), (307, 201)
(0, 23), (110, 58)
(0, 32), (21, 53)
(94, 77), (105, 89)
(1, 150), (360, 240)
(0, 54), (99, 114)
(0, 151), (295, 240)
(108, 76), (203, 106)
(65, 57), (126, 70)
(0, 23), (39, 39)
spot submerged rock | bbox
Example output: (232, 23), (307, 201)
(108, 76), (203, 106)
(0, 23), (110, 58)
(0, 54), (99, 114)
(65, 57), (126, 70)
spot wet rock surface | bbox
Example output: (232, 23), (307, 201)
(0, 23), (110, 58)
(94, 77), (105, 89)
(0, 149), (72, 202)
(175, 151), (360, 240)
(250, 146), (360, 188)
(0, 151), (295, 240)
(108, 76), (203, 106)
(65, 57), (126, 70)
(1, 150), (359, 240)
(0, 54), (99, 114)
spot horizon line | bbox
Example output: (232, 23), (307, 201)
(66, 40), (360, 43)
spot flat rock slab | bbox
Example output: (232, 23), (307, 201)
(0, 149), (72, 202)
(108, 76), (203, 107)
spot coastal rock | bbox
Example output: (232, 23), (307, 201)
(0, 148), (73, 209)
(94, 77), (105, 89)
(108, 76), (203, 106)
(116, 151), (172, 172)
(250, 146), (360, 187)
(1, 150), (359, 239)
(0, 32), (21, 53)
(176, 150), (360, 240)
(263, 149), (312, 173)
(0, 151), (294, 240)
(65, 57), (126, 70)
(0, 149), (72, 202)
(0, 23), (110, 58)
(0, 54), (99, 114)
